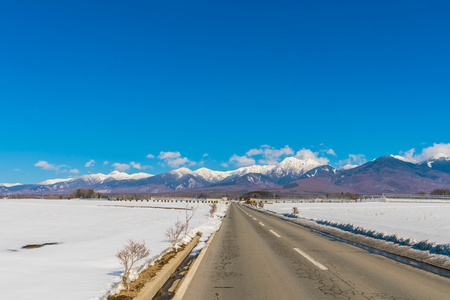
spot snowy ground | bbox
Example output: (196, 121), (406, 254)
(264, 202), (450, 252)
(0, 199), (226, 300)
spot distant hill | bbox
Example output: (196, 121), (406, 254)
(2, 155), (450, 196)
(277, 156), (450, 194)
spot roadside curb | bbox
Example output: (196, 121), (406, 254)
(172, 231), (217, 300)
(134, 235), (200, 300)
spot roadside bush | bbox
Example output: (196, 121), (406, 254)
(166, 220), (186, 249)
(116, 240), (150, 290)
(292, 207), (299, 214)
(184, 204), (197, 235)
(209, 203), (217, 217)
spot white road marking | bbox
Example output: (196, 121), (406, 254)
(253, 217), (257, 220)
(259, 222), (265, 226)
(293, 248), (328, 271)
(270, 230), (281, 238)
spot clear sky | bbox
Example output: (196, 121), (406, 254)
(1, 1), (449, 183)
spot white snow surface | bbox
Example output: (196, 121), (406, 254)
(0, 183), (22, 187)
(340, 164), (358, 170)
(38, 178), (73, 185)
(0, 199), (226, 300)
(265, 202), (450, 246)
(390, 155), (418, 164)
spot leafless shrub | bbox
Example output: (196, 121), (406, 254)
(116, 239), (150, 290)
(209, 203), (217, 217)
(166, 219), (186, 249)
(185, 204), (197, 235)
(292, 207), (299, 214)
(258, 202), (264, 208)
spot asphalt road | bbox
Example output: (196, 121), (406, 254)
(182, 203), (450, 300)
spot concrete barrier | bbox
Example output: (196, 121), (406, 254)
(134, 235), (200, 300)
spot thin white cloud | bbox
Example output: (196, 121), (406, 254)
(130, 161), (152, 170)
(396, 143), (450, 163)
(221, 162), (229, 168)
(158, 151), (181, 160)
(245, 145), (294, 164)
(229, 154), (256, 167)
(85, 159), (95, 168)
(103, 161), (109, 166)
(203, 153), (209, 157)
(34, 161), (70, 173)
(130, 162), (142, 169)
(413, 143), (450, 161)
(226, 145), (331, 167)
(146, 154), (155, 159)
(295, 149), (330, 164)
(168, 157), (190, 168)
(157, 151), (193, 168)
(70, 169), (79, 174)
(34, 161), (58, 170)
(337, 154), (367, 167)
(112, 163), (130, 172)
(14, 168), (22, 172)
(326, 149), (337, 156)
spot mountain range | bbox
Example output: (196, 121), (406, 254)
(1, 155), (450, 196)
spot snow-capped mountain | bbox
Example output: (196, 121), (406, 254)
(0, 183), (22, 187)
(39, 171), (153, 186)
(3, 155), (450, 195)
(340, 164), (358, 171)
(39, 178), (73, 185)
(390, 155), (417, 164)
(167, 157), (323, 185)
(0, 157), (325, 195)
(420, 155), (450, 174)
(389, 153), (450, 175)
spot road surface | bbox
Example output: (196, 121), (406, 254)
(182, 203), (450, 299)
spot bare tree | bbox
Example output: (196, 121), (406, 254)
(116, 240), (150, 290)
(292, 207), (299, 215)
(166, 219), (186, 249)
(209, 203), (217, 217)
(185, 204), (197, 236)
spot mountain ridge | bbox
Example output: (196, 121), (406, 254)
(1, 155), (449, 195)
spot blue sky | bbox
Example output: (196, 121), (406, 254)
(1, 1), (449, 183)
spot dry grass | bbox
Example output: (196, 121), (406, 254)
(108, 244), (186, 300)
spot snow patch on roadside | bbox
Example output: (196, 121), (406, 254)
(250, 204), (450, 270)
(100, 203), (228, 299)
(314, 219), (450, 257)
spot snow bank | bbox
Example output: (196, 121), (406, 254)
(258, 202), (450, 268)
(0, 199), (227, 300)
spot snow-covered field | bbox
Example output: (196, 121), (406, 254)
(0, 199), (226, 300)
(265, 202), (450, 252)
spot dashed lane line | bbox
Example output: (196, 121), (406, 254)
(259, 222), (265, 226)
(293, 248), (328, 271)
(270, 230), (281, 238)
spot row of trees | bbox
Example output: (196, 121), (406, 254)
(430, 189), (450, 196)
(70, 188), (103, 199)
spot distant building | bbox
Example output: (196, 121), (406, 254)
(205, 197), (226, 203)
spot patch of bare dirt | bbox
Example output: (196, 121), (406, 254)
(22, 242), (59, 249)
